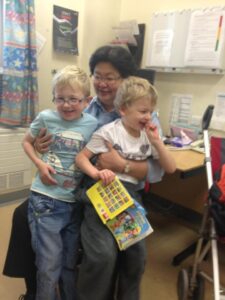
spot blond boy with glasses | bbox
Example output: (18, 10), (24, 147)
(22, 65), (97, 300)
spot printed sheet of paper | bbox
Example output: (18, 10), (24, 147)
(149, 29), (174, 67)
(169, 94), (192, 125)
(211, 93), (225, 131)
(112, 20), (138, 45)
(184, 8), (225, 68)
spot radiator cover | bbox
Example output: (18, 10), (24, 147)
(0, 127), (33, 194)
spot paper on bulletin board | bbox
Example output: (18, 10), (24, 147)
(146, 10), (191, 68)
(184, 7), (225, 68)
(211, 93), (225, 131)
(148, 29), (174, 67)
(169, 93), (192, 125)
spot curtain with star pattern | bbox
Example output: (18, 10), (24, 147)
(0, 0), (38, 126)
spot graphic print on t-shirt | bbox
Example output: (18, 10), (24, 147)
(46, 130), (85, 188)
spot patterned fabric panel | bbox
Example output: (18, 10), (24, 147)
(0, 0), (38, 126)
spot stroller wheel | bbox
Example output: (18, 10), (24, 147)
(177, 268), (189, 300)
(192, 273), (205, 300)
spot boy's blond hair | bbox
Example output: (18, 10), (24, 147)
(52, 65), (90, 97)
(114, 76), (158, 111)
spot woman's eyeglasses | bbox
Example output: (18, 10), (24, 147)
(92, 74), (121, 85)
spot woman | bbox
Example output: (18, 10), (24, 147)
(77, 46), (166, 300)
(3, 45), (165, 300)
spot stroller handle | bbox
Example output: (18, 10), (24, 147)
(202, 105), (214, 131)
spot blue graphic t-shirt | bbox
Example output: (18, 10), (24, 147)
(30, 109), (98, 202)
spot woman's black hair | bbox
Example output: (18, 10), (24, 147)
(89, 45), (137, 78)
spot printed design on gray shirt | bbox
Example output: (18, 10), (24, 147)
(140, 144), (150, 154)
(113, 143), (150, 161)
(113, 144), (122, 151)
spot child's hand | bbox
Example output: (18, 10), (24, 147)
(38, 161), (58, 185)
(144, 123), (160, 144)
(97, 169), (115, 186)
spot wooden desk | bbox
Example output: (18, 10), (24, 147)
(168, 148), (205, 178)
(150, 149), (207, 213)
(169, 149), (204, 172)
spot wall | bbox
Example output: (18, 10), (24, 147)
(35, 0), (121, 111)
(120, 0), (225, 135)
(36, 0), (225, 134)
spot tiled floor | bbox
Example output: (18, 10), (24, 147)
(141, 207), (225, 300)
(1, 200), (225, 300)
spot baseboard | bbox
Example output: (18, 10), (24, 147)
(0, 188), (29, 204)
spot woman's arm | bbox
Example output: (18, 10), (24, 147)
(96, 142), (148, 180)
(23, 131), (44, 168)
(76, 147), (115, 185)
(22, 131), (57, 185)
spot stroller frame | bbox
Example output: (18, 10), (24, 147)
(177, 106), (225, 300)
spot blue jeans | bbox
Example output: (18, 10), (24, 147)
(28, 191), (82, 300)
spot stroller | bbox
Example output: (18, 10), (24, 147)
(177, 105), (225, 300)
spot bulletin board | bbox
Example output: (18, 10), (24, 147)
(146, 7), (225, 72)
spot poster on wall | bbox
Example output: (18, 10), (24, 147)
(53, 5), (79, 55)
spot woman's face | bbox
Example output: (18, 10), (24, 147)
(92, 62), (123, 111)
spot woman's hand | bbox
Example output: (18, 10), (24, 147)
(96, 142), (124, 173)
(34, 128), (52, 154)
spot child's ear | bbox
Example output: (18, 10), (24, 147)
(119, 104), (127, 117)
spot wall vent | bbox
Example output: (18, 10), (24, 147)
(0, 127), (33, 194)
